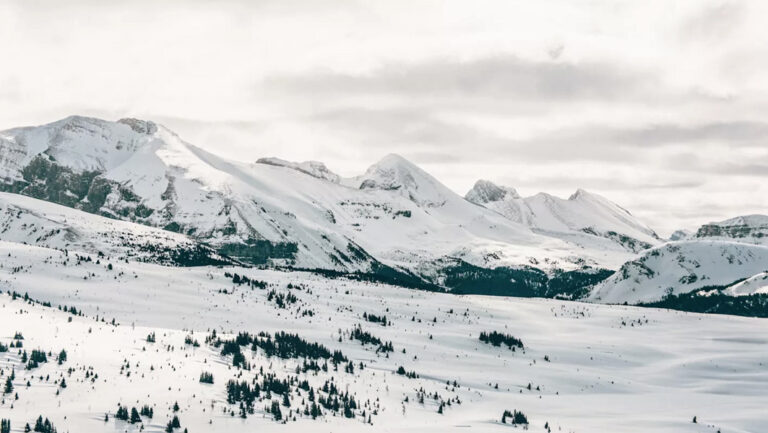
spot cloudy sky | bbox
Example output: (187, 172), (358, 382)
(2, 0), (767, 235)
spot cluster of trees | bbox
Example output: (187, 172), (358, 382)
(199, 371), (214, 384)
(24, 350), (49, 370)
(363, 312), (389, 326)
(114, 403), (154, 424)
(28, 416), (57, 433)
(267, 290), (298, 308)
(224, 272), (268, 289)
(0, 419), (9, 433)
(224, 371), (374, 422)
(184, 335), (200, 347)
(146, 332), (156, 343)
(349, 325), (394, 353)
(641, 289), (768, 318)
(213, 331), (348, 366)
(57, 305), (82, 317)
(501, 409), (528, 425)
(396, 366), (419, 379)
(479, 331), (524, 350)
(8, 291), (52, 308)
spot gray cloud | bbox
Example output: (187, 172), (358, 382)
(680, 1), (745, 43)
(265, 56), (655, 103)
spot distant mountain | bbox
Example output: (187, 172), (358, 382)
(465, 180), (660, 253)
(695, 214), (768, 244)
(669, 229), (693, 241)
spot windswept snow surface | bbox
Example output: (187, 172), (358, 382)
(1, 241), (768, 432)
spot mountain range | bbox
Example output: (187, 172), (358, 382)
(1, 115), (766, 308)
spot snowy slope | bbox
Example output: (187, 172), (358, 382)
(726, 271), (768, 296)
(0, 191), (229, 265)
(1, 241), (768, 433)
(466, 180), (660, 253)
(0, 116), (655, 276)
(589, 240), (768, 303)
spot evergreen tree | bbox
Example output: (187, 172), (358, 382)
(271, 400), (282, 421)
(56, 350), (67, 365)
(130, 407), (142, 424)
(3, 377), (11, 395)
(1, 419), (10, 433)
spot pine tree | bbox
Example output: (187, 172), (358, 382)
(56, 350), (67, 365)
(130, 407), (142, 424)
(1, 419), (10, 433)
(2, 377), (11, 395)
(271, 400), (282, 421)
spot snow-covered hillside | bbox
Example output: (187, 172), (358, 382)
(0, 192), (229, 266)
(1, 241), (767, 433)
(589, 240), (768, 304)
(465, 180), (660, 253)
(0, 116), (657, 281)
(726, 271), (768, 296)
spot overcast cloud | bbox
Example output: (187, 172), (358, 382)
(1, 0), (767, 235)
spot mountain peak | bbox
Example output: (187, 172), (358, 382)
(465, 180), (520, 204)
(358, 153), (452, 207)
(568, 188), (593, 201)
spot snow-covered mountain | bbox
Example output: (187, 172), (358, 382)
(589, 240), (768, 304)
(465, 180), (660, 253)
(0, 116), (657, 286)
(590, 214), (768, 305)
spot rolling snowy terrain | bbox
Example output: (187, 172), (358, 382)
(2, 241), (768, 433)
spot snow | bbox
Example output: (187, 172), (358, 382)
(1, 241), (768, 432)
